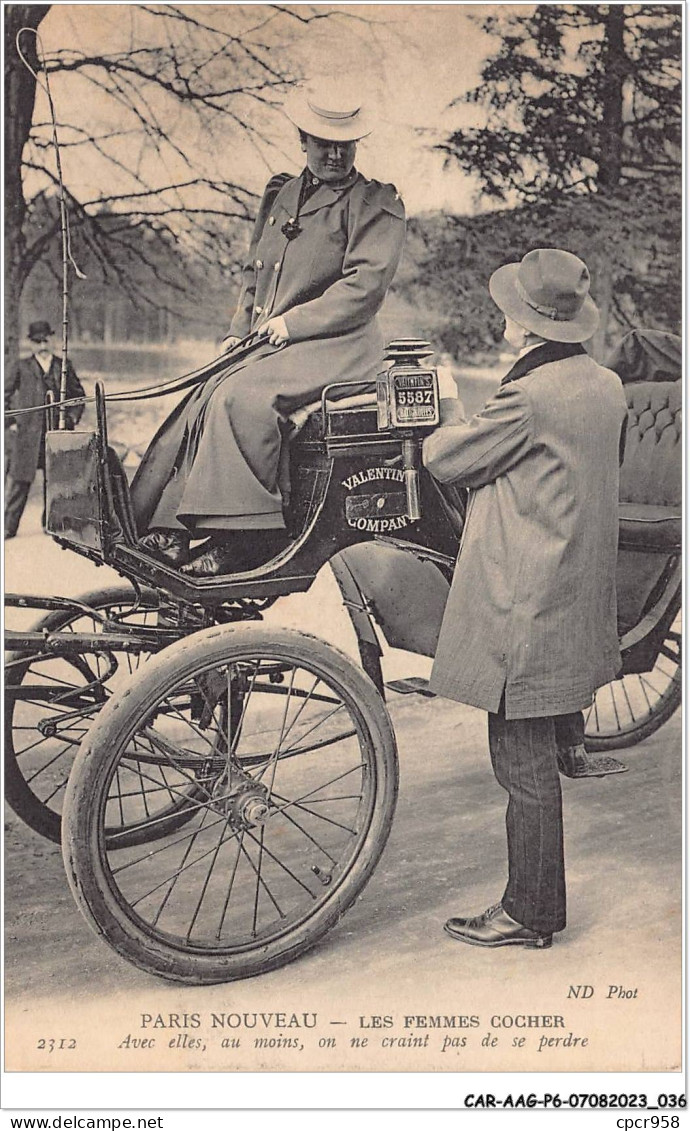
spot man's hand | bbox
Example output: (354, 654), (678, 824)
(220, 334), (241, 353)
(260, 316), (290, 346)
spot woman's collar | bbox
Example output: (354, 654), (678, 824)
(301, 165), (358, 191)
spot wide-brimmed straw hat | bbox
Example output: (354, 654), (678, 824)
(284, 80), (373, 141)
(489, 248), (600, 343)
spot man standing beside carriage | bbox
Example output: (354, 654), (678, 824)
(423, 248), (628, 950)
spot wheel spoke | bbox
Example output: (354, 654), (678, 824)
(278, 674), (322, 748)
(124, 816), (241, 904)
(280, 702), (347, 756)
(228, 661), (260, 757)
(238, 835), (286, 930)
(251, 827), (266, 937)
(38, 775), (70, 805)
(260, 666), (296, 797)
(140, 726), (215, 800)
(184, 816), (231, 940)
(242, 826), (318, 900)
(608, 682), (622, 729)
(65, 632), (396, 977)
(5, 590), (162, 843)
(619, 677), (636, 723)
(105, 773), (218, 846)
(585, 612), (681, 749)
(216, 830), (249, 940)
(270, 790), (360, 835)
(276, 805), (339, 866)
(161, 697), (230, 763)
(24, 740), (80, 782)
(637, 675), (655, 711)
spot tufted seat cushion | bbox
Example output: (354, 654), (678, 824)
(618, 381), (681, 550)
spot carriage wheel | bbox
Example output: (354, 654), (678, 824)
(62, 624), (398, 984)
(584, 611), (681, 751)
(4, 584), (198, 846)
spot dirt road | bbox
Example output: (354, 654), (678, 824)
(3, 360), (682, 1079)
(4, 510), (682, 1077)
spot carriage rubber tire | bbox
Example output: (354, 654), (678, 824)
(4, 583), (178, 847)
(584, 670), (682, 752)
(62, 623), (399, 984)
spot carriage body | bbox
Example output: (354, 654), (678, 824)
(5, 333), (681, 985)
(36, 334), (680, 696)
(41, 354), (459, 605)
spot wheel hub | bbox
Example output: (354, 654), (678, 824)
(211, 772), (270, 828)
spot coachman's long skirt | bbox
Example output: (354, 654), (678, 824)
(130, 325), (380, 536)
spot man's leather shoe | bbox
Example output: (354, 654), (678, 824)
(444, 903), (553, 949)
(138, 529), (190, 566)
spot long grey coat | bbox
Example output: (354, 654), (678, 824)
(422, 350), (628, 719)
(4, 354), (84, 482)
(131, 169), (405, 533)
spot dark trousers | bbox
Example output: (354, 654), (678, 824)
(488, 704), (583, 935)
(4, 476), (32, 538)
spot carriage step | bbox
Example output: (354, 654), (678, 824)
(386, 677), (436, 697)
(557, 752), (628, 778)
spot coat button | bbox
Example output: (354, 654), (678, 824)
(255, 304), (263, 314)
(274, 262), (280, 272)
(255, 259), (263, 269)
(268, 216), (275, 225)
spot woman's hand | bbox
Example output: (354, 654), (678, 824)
(260, 316), (290, 346)
(220, 334), (241, 353)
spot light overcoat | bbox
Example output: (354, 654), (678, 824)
(4, 354), (84, 482)
(131, 169), (405, 532)
(422, 349), (628, 719)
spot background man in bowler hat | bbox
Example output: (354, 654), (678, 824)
(5, 320), (85, 538)
(423, 248), (628, 950)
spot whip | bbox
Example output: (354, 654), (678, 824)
(16, 27), (87, 429)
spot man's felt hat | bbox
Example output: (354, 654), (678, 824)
(285, 80), (373, 141)
(28, 320), (55, 342)
(489, 249), (600, 343)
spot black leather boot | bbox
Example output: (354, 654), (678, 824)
(138, 529), (191, 566)
(181, 530), (289, 578)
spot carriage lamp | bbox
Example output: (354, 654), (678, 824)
(377, 340), (440, 521)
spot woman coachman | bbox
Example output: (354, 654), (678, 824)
(132, 81), (406, 576)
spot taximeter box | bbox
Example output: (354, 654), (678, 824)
(377, 364), (440, 431)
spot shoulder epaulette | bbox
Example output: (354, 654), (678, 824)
(362, 179), (405, 218)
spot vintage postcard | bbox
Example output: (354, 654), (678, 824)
(3, 0), (683, 1098)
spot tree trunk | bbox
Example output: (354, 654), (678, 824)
(4, 5), (51, 371)
(598, 6), (626, 190)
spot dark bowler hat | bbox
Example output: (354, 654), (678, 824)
(489, 249), (600, 343)
(28, 320), (55, 342)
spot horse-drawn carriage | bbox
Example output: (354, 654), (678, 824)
(4, 332), (681, 983)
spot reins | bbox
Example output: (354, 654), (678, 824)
(5, 332), (283, 419)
